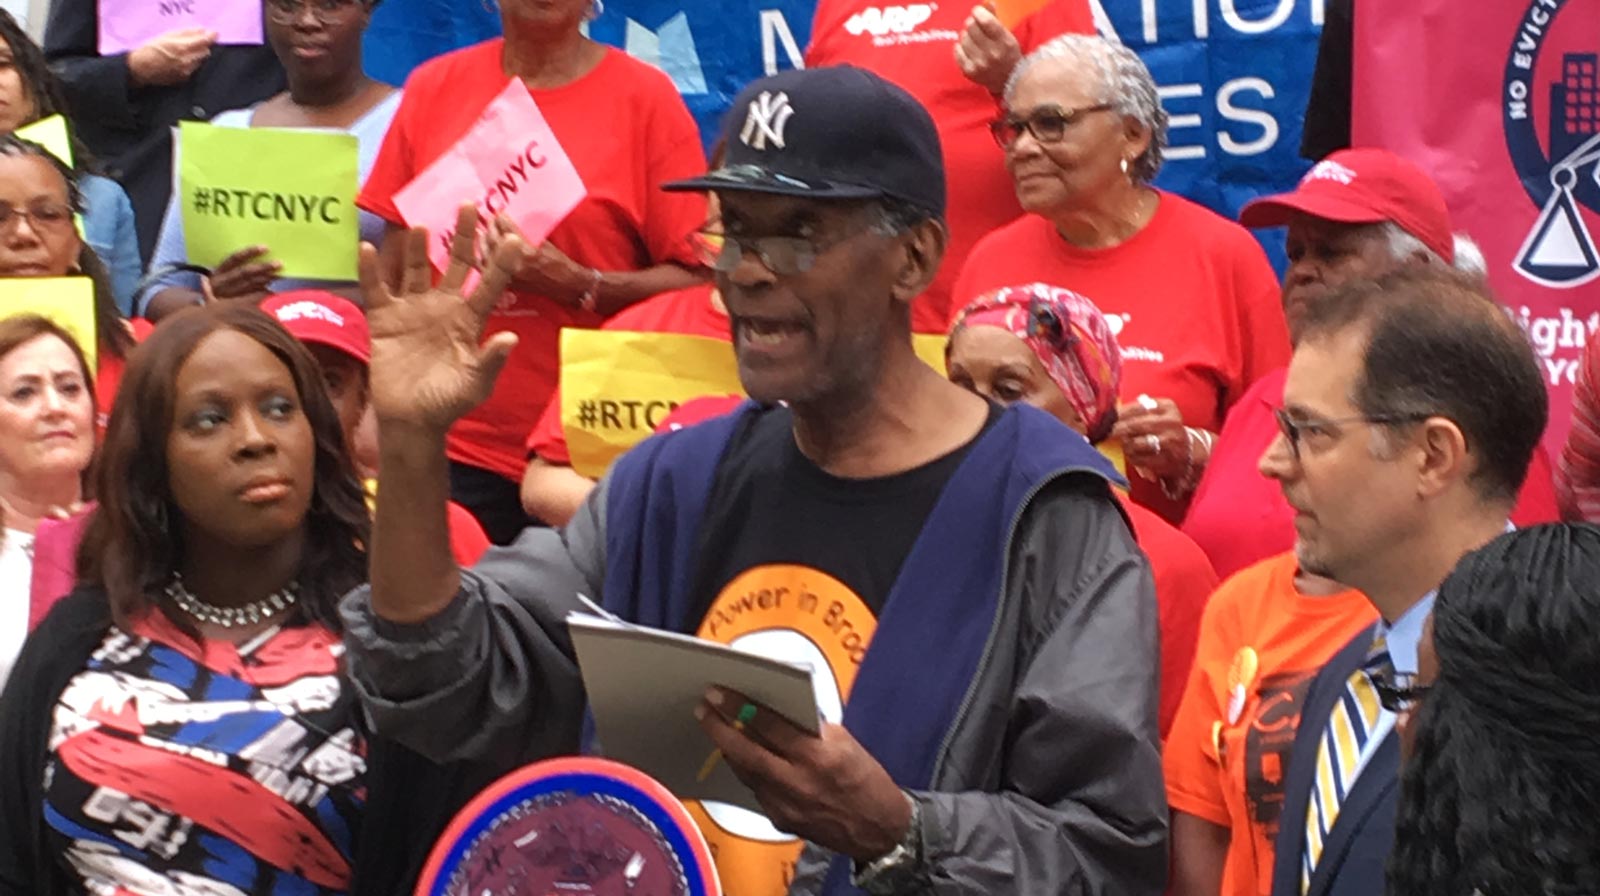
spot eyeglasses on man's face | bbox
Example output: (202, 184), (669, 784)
(989, 103), (1114, 150)
(1270, 407), (1433, 461)
(690, 220), (882, 276)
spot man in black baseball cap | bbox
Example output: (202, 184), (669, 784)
(343, 65), (1166, 896)
(665, 64), (946, 216)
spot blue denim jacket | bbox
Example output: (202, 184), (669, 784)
(79, 173), (142, 316)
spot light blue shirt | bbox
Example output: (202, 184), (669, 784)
(79, 173), (142, 316)
(141, 90), (402, 314)
(1374, 592), (1435, 677)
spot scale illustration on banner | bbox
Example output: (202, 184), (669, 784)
(1504, 14), (1600, 288)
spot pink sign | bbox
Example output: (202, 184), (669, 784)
(393, 79), (588, 275)
(97, 0), (264, 56)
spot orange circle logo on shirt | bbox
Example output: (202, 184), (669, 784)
(689, 565), (879, 896)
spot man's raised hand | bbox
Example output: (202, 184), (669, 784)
(360, 203), (521, 433)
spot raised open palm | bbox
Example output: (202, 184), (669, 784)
(359, 204), (523, 432)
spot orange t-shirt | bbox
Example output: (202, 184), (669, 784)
(1162, 552), (1377, 896)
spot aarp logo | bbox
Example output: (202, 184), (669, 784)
(846, 4), (936, 37)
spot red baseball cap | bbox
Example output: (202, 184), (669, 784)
(1238, 148), (1455, 264)
(260, 291), (371, 365)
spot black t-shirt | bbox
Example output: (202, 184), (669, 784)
(687, 403), (1000, 626)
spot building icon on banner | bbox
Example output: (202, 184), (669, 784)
(1512, 51), (1600, 287)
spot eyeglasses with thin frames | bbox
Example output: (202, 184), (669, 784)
(266, 0), (363, 25)
(1271, 407), (1433, 461)
(989, 103), (1114, 150)
(0, 203), (74, 236)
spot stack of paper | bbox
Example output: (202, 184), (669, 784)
(568, 612), (820, 814)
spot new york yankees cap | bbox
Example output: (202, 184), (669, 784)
(664, 65), (946, 218)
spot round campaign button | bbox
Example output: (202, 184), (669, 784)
(415, 756), (722, 896)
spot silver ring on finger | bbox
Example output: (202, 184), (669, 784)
(1146, 434), (1160, 453)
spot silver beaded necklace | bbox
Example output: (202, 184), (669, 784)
(165, 573), (300, 629)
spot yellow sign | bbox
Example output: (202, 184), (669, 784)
(560, 330), (950, 477)
(560, 329), (742, 478)
(911, 332), (946, 373)
(1097, 438), (1128, 479)
(178, 122), (361, 280)
(0, 276), (97, 369)
(16, 115), (73, 167)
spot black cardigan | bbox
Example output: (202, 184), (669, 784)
(0, 587), (504, 895)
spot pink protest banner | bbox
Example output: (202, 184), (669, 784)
(392, 78), (587, 275)
(97, 0), (264, 55)
(1352, 0), (1600, 455)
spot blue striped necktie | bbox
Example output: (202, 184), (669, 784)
(1302, 635), (1393, 894)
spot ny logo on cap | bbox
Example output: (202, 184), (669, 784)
(740, 90), (794, 151)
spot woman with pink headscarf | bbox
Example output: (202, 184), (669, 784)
(947, 282), (1216, 735)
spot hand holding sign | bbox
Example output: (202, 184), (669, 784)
(127, 27), (215, 86)
(360, 205), (522, 433)
(483, 213), (591, 306)
(955, 5), (1024, 95)
(207, 244), (280, 299)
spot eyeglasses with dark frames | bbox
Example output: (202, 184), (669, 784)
(1271, 407), (1433, 461)
(989, 103), (1115, 150)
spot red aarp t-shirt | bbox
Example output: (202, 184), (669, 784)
(359, 41), (708, 481)
(526, 284), (729, 465)
(954, 192), (1291, 523)
(805, 0), (1095, 334)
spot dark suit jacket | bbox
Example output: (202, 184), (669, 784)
(1271, 623), (1398, 896)
(43, 0), (285, 262)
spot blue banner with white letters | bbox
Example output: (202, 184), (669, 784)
(362, 0), (1324, 269)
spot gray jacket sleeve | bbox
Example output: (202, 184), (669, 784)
(339, 482), (611, 768)
(907, 479), (1169, 895)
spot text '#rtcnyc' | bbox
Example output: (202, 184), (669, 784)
(575, 399), (680, 431)
(439, 140), (549, 253)
(190, 187), (342, 224)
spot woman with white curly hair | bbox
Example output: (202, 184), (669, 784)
(954, 33), (1291, 525)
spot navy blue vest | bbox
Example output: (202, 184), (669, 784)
(601, 401), (1121, 893)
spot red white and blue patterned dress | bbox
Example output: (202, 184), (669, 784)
(42, 611), (366, 894)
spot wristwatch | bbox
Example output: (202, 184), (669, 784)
(851, 791), (924, 894)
